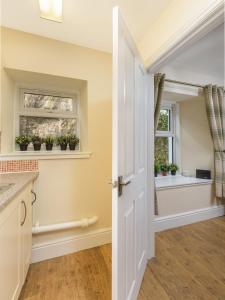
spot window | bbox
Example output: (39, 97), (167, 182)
(155, 104), (178, 165)
(16, 89), (79, 149)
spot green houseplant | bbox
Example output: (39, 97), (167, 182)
(68, 134), (79, 151)
(31, 135), (43, 151)
(170, 163), (178, 176)
(56, 135), (68, 151)
(160, 163), (170, 176)
(44, 136), (55, 151)
(15, 135), (31, 151)
(154, 162), (161, 177)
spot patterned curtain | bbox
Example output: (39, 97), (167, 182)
(204, 85), (225, 198)
(154, 73), (165, 215)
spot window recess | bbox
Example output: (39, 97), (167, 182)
(16, 89), (80, 151)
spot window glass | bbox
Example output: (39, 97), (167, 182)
(19, 116), (77, 138)
(155, 105), (178, 175)
(157, 109), (170, 131)
(24, 93), (75, 113)
(155, 137), (168, 164)
(155, 136), (173, 165)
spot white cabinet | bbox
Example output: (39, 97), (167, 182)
(0, 183), (33, 300)
(20, 186), (32, 283)
(0, 198), (21, 300)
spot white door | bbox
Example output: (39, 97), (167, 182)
(112, 6), (151, 300)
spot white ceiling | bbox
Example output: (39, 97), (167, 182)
(1, 0), (171, 53)
(163, 24), (224, 83)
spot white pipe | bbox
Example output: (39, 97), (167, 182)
(32, 216), (98, 235)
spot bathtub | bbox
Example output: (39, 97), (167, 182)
(154, 175), (224, 231)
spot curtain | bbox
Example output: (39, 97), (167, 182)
(154, 73), (165, 215)
(204, 85), (225, 198)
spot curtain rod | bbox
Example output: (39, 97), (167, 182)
(165, 78), (204, 89)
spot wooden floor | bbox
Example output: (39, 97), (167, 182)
(20, 217), (225, 300)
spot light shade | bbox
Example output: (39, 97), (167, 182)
(39, 0), (62, 22)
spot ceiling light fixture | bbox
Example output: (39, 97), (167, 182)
(39, 0), (62, 23)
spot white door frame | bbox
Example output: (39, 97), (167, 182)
(146, 73), (155, 259)
(148, 1), (224, 72)
(146, 0), (224, 258)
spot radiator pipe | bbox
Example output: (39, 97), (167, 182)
(32, 216), (98, 235)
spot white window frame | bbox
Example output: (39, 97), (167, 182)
(15, 88), (80, 151)
(155, 101), (181, 168)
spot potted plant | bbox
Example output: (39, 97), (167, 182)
(154, 162), (161, 177)
(31, 135), (43, 151)
(15, 135), (31, 151)
(68, 134), (79, 150)
(170, 163), (178, 176)
(56, 135), (68, 150)
(44, 136), (55, 151)
(160, 163), (170, 176)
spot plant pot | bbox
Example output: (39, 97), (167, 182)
(154, 171), (158, 177)
(69, 143), (77, 150)
(33, 142), (41, 151)
(46, 143), (53, 151)
(171, 170), (176, 176)
(161, 171), (168, 176)
(19, 144), (28, 151)
(60, 143), (67, 151)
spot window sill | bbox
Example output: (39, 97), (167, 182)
(155, 175), (213, 191)
(0, 151), (92, 160)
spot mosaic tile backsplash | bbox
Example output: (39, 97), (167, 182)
(0, 160), (39, 173)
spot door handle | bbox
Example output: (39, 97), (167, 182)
(109, 176), (131, 196)
(119, 180), (131, 186)
(31, 190), (37, 205)
(108, 180), (118, 188)
(21, 200), (27, 226)
(118, 176), (131, 197)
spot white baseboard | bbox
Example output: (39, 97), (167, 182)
(32, 206), (225, 263)
(154, 205), (225, 232)
(31, 227), (112, 263)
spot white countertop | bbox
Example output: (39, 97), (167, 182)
(0, 172), (38, 212)
(155, 175), (213, 190)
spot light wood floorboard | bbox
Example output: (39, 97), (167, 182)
(20, 217), (225, 300)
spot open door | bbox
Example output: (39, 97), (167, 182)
(112, 6), (152, 300)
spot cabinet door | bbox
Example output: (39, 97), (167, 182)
(20, 185), (32, 283)
(0, 199), (21, 300)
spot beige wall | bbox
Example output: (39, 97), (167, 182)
(1, 27), (112, 246)
(139, 0), (222, 65)
(180, 97), (214, 177)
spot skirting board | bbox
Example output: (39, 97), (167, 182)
(31, 227), (112, 263)
(154, 205), (225, 232)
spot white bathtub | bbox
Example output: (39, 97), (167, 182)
(155, 175), (217, 217)
(154, 175), (224, 232)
